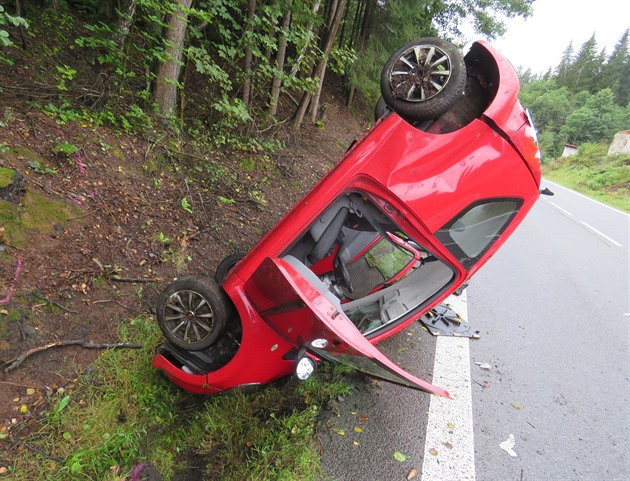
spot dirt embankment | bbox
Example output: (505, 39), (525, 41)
(0, 90), (366, 440)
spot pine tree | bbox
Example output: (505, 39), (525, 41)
(603, 29), (629, 106)
(555, 42), (574, 87)
(568, 34), (600, 93)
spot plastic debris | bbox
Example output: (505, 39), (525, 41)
(499, 434), (518, 457)
(420, 303), (480, 338)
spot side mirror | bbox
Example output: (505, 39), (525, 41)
(540, 187), (554, 196)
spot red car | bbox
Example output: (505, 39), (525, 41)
(153, 38), (541, 397)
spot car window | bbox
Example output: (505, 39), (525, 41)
(436, 199), (521, 268)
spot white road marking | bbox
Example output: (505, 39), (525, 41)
(421, 291), (475, 481)
(543, 179), (630, 218)
(547, 200), (573, 217)
(579, 221), (623, 247)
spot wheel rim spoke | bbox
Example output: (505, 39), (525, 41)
(424, 47), (435, 66)
(430, 55), (448, 68)
(170, 319), (187, 335)
(191, 323), (202, 341)
(400, 56), (415, 69)
(194, 297), (207, 312)
(430, 80), (443, 91)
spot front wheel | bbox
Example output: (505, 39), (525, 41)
(380, 38), (466, 122)
(157, 276), (228, 351)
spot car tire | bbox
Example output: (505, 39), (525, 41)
(380, 38), (466, 122)
(215, 252), (246, 285)
(157, 276), (228, 351)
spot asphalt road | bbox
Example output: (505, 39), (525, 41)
(320, 182), (629, 481)
(469, 181), (629, 481)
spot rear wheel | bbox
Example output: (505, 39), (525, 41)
(215, 252), (246, 285)
(381, 38), (466, 122)
(157, 276), (228, 351)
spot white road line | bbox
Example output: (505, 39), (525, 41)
(421, 292), (475, 481)
(546, 200), (573, 217)
(543, 179), (630, 218)
(579, 221), (624, 247)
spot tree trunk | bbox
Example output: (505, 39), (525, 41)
(154, 0), (193, 118)
(113, 0), (138, 48)
(294, 0), (347, 129)
(346, 0), (374, 107)
(268, 1), (293, 118)
(241, 0), (257, 106)
(289, 0), (322, 78)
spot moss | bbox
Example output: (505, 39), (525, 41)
(0, 167), (16, 188)
(0, 188), (83, 245)
(9, 147), (46, 164)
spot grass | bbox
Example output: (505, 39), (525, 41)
(6, 317), (352, 481)
(543, 143), (630, 213)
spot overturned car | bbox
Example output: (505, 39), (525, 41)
(152, 38), (541, 397)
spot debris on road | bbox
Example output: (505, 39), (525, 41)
(475, 361), (492, 370)
(420, 303), (481, 338)
(499, 433), (518, 457)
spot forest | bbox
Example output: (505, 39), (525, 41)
(0, 0), (534, 141)
(0, 2), (627, 159)
(518, 30), (630, 158)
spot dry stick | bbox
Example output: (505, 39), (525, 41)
(92, 299), (144, 313)
(33, 293), (77, 314)
(109, 276), (160, 283)
(3, 340), (143, 373)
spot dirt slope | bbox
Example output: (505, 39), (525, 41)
(0, 89), (365, 443)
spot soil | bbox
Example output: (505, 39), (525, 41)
(0, 83), (366, 455)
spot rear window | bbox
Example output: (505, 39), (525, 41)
(436, 199), (521, 268)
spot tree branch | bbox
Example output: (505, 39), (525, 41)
(3, 340), (144, 373)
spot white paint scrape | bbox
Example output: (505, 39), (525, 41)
(421, 292), (476, 481)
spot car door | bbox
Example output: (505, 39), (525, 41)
(244, 256), (450, 398)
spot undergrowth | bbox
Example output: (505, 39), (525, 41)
(543, 143), (630, 212)
(7, 317), (351, 481)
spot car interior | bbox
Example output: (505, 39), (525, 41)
(282, 192), (455, 336)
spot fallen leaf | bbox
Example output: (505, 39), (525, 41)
(394, 451), (407, 462)
(443, 442), (453, 449)
(407, 468), (418, 480)
(26, 388), (36, 396)
(354, 427), (363, 433)
(19, 405), (28, 414)
(358, 415), (368, 423)
(0, 309), (8, 315)
(0, 467), (8, 474)
(511, 402), (523, 410)
(0, 433), (8, 440)
(352, 441), (360, 446)
(447, 422), (456, 430)
(333, 428), (345, 436)
(429, 448), (439, 456)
